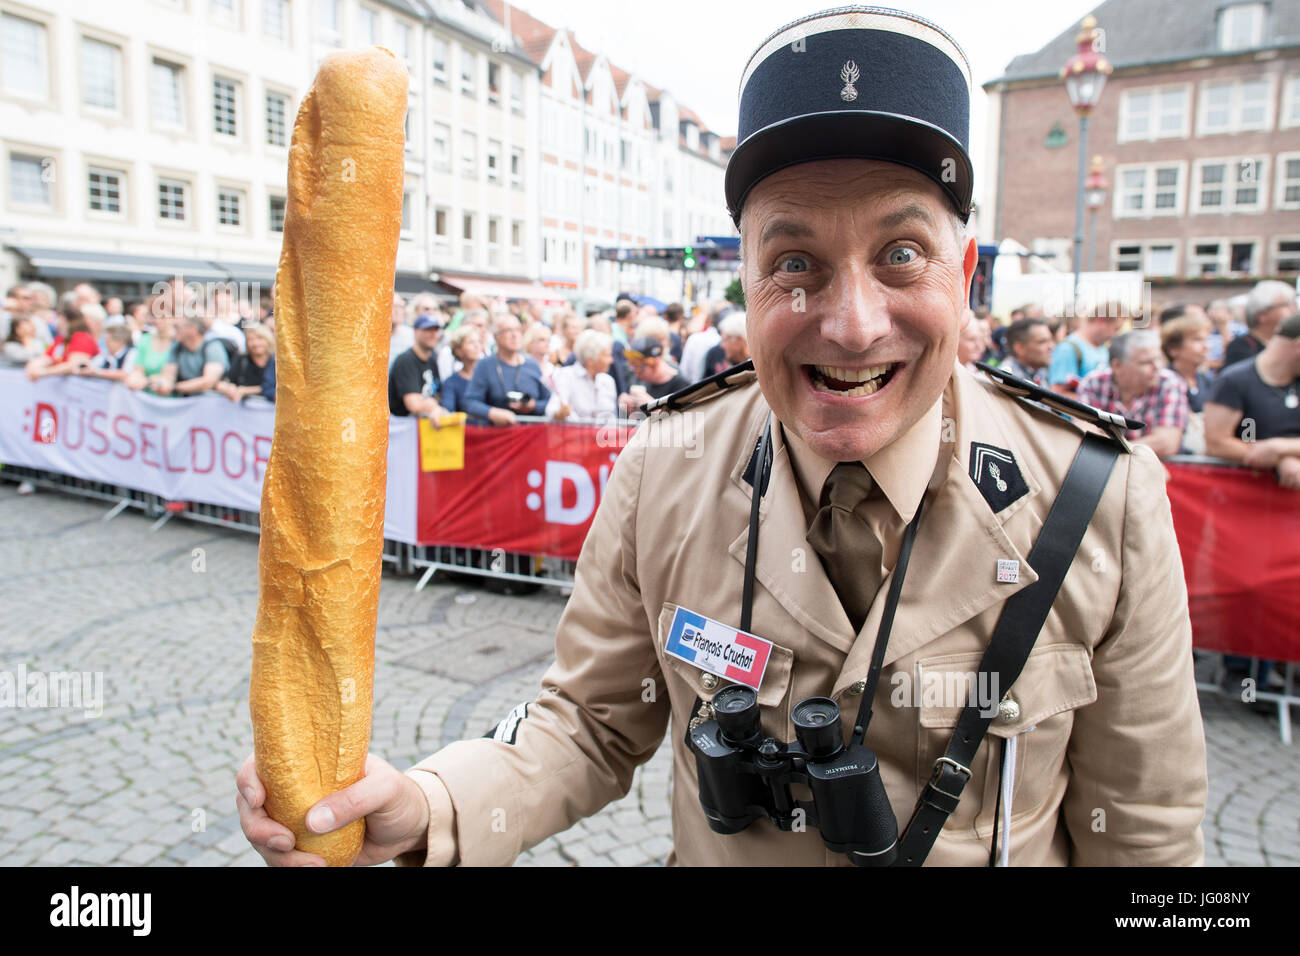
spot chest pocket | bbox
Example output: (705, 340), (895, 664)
(915, 643), (1096, 840)
(655, 603), (795, 735)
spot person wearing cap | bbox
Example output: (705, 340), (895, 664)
(387, 313), (448, 420)
(239, 6), (1205, 868)
(623, 335), (688, 404)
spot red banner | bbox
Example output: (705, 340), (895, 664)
(416, 423), (629, 559)
(1166, 462), (1300, 662)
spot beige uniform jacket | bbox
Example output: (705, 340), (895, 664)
(401, 364), (1208, 866)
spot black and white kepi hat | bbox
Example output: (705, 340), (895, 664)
(725, 5), (973, 225)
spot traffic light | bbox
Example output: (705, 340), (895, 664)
(682, 245), (696, 269)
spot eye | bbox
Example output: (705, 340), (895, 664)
(778, 256), (809, 274)
(886, 246), (918, 266)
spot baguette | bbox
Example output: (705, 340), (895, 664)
(250, 48), (408, 867)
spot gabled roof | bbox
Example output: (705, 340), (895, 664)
(989, 0), (1300, 86)
(481, 0), (555, 65)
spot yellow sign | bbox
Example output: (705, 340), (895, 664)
(419, 413), (467, 471)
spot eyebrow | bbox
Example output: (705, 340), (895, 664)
(757, 219), (817, 246)
(878, 203), (937, 231)
(756, 203), (939, 248)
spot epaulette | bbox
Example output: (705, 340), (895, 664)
(976, 362), (1139, 453)
(641, 359), (758, 415)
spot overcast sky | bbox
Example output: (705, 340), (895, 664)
(513, 0), (1102, 207)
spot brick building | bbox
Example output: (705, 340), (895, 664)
(983, 0), (1300, 311)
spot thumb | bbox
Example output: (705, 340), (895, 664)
(305, 758), (401, 834)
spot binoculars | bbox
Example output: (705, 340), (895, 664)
(688, 685), (899, 866)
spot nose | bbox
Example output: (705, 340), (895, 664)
(818, 261), (892, 355)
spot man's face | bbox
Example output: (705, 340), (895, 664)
(741, 159), (975, 462)
(629, 355), (658, 382)
(1015, 324), (1054, 369)
(721, 332), (749, 364)
(495, 318), (521, 352)
(1260, 295), (1297, 333)
(415, 325), (440, 351)
(1114, 345), (1161, 395)
(956, 321), (983, 366)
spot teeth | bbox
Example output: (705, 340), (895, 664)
(814, 363), (892, 383)
(815, 378), (881, 397)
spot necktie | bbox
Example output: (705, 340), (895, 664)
(805, 462), (884, 633)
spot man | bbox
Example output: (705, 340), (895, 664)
(1047, 310), (1118, 395)
(1076, 330), (1189, 459)
(72, 282), (101, 308)
(956, 310), (983, 372)
(702, 311), (749, 377)
(239, 6), (1205, 867)
(1223, 281), (1295, 369)
(679, 299), (727, 383)
(388, 314), (448, 419)
(622, 336), (688, 409)
(388, 295), (414, 371)
(462, 312), (550, 425)
(1205, 300), (1246, 369)
(149, 316), (228, 395)
(611, 299), (636, 349)
(1205, 312), (1300, 489)
(1001, 317), (1053, 386)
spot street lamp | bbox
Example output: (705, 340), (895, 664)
(1061, 15), (1112, 305)
(1085, 155), (1109, 273)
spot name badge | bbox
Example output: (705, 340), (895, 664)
(664, 606), (773, 691)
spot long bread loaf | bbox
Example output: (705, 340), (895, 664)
(250, 48), (407, 867)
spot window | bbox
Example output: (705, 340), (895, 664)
(404, 106), (415, 153)
(1114, 163), (1183, 218)
(393, 21), (412, 68)
(1193, 157), (1266, 212)
(158, 177), (189, 221)
(87, 167), (123, 214)
(401, 190), (412, 238)
(81, 37), (122, 112)
(217, 187), (244, 226)
(213, 76), (239, 136)
(434, 206), (448, 243)
(357, 6), (377, 46)
(460, 48), (475, 96)
(487, 61), (501, 104)
(462, 213), (474, 265)
(1198, 78), (1272, 135)
(1284, 77), (1300, 129)
(488, 216), (500, 266)
(317, 0), (340, 45)
(1273, 238), (1300, 275)
(487, 138), (501, 183)
(1189, 241), (1223, 276)
(1278, 153), (1300, 209)
(460, 130), (476, 178)
(510, 69), (522, 112)
(510, 146), (523, 188)
(265, 91), (288, 146)
(1230, 241), (1256, 274)
(10, 153), (52, 207)
(211, 0), (239, 27)
(1118, 85), (1188, 142)
(263, 0), (289, 43)
(432, 36), (448, 85)
(511, 219), (522, 248)
(2, 13), (49, 100)
(150, 59), (186, 128)
(269, 194), (285, 232)
(1219, 2), (1264, 52)
(432, 122), (450, 170)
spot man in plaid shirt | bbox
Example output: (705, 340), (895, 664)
(1077, 329), (1189, 459)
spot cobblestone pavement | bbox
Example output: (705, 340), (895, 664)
(0, 485), (1295, 867)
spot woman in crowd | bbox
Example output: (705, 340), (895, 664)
(549, 310), (585, 367)
(546, 329), (617, 423)
(3, 316), (45, 366)
(25, 302), (99, 380)
(216, 322), (276, 402)
(129, 299), (177, 391)
(523, 323), (556, 392)
(439, 325), (484, 414)
(1161, 314), (1215, 413)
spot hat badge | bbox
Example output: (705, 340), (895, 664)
(839, 60), (859, 102)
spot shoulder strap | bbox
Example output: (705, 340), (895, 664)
(893, 431), (1120, 866)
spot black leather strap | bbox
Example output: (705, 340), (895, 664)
(893, 432), (1120, 866)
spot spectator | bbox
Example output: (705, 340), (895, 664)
(1205, 300), (1246, 369)
(679, 300), (728, 383)
(549, 310), (585, 367)
(26, 281), (57, 345)
(439, 325), (484, 415)
(448, 291), (488, 331)
(702, 311), (749, 377)
(82, 303), (109, 351)
(388, 314), (448, 419)
(217, 322), (276, 402)
(623, 335), (688, 409)
(72, 282), (101, 308)
(956, 310), (983, 372)
(1076, 329), (1189, 459)
(586, 312), (630, 398)
(204, 290), (247, 358)
(1047, 309), (1120, 396)
(132, 304), (177, 388)
(1161, 314), (1215, 413)
(3, 316), (45, 366)
(634, 316), (674, 363)
(148, 315), (229, 396)
(664, 302), (686, 362)
(546, 329), (618, 423)
(1, 283), (34, 341)
(105, 296), (123, 318)
(523, 323), (556, 391)
(1001, 317), (1053, 386)
(442, 307), (487, 380)
(25, 302), (99, 381)
(612, 300), (636, 348)
(82, 324), (137, 382)
(123, 300), (149, 338)
(462, 313), (551, 426)
(1224, 280), (1295, 369)
(389, 295), (414, 370)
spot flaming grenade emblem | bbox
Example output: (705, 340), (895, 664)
(840, 60), (860, 101)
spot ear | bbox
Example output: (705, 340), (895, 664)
(960, 236), (978, 308)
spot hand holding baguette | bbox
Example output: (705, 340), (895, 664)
(246, 47), (409, 867)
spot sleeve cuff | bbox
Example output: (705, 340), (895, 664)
(394, 769), (459, 867)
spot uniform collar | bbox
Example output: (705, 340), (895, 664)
(780, 393), (942, 525)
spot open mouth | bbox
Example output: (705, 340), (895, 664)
(806, 363), (899, 397)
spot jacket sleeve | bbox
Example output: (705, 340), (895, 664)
(402, 428), (670, 865)
(461, 359), (496, 421)
(1061, 445), (1208, 865)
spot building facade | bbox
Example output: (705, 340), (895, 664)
(983, 0), (1300, 310)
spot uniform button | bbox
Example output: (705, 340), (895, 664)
(998, 697), (1021, 723)
(849, 680), (867, 695)
(701, 673), (718, 690)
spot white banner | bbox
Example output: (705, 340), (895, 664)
(0, 370), (418, 543)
